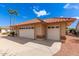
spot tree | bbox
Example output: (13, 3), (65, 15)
(8, 8), (18, 30)
(8, 8), (18, 26)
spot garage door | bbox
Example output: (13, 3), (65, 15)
(19, 28), (34, 39)
(47, 26), (60, 41)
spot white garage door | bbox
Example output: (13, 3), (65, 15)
(19, 29), (34, 39)
(47, 26), (60, 41)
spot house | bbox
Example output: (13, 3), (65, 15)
(1, 26), (11, 34)
(10, 18), (76, 41)
(76, 21), (79, 32)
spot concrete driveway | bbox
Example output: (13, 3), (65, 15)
(0, 34), (61, 56)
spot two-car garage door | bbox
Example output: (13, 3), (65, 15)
(19, 28), (34, 39)
(47, 26), (60, 41)
(19, 25), (60, 40)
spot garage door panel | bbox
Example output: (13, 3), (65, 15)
(19, 29), (34, 39)
(47, 26), (60, 41)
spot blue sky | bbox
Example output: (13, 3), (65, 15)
(0, 3), (79, 28)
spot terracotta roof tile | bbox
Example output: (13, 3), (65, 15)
(16, 18), (42, 26)
(44, 18), (76, 23)
(15, 18), (76, 26)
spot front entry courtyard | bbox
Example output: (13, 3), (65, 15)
(0, 34), (61, 56)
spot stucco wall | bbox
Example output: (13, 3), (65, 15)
(60, 22), (66, 36)
(11, 22), (67, 40)
(35, 23), (46, 39)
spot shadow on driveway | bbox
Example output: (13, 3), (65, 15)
(1, 36), (57, 47)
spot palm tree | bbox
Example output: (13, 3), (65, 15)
(8, 8), (18, 30)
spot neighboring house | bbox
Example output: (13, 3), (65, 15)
(11, 18), (76, 41)
(76, 21), (79, 33)
(1, 27), (11, 34)
(1, 29), (7, 33)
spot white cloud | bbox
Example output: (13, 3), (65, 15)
(22, 16), (27, 19)
(60, 16), (64, 17)
(72, 16), (79, 19)
(33, 6), (39, 10)
(64, 3), (79, 10)
(64, 3), (70, 9)
(33, 9), (50, 17)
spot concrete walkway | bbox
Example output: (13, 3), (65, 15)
(0, 35), (61, 56)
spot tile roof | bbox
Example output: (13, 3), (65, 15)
(16, 18), (42, 26)
(44, 18), (76, 23)
(15, 18), (76, 26)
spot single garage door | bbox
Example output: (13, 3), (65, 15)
(19, 28), (34, 39)
(47, 26), (60, 41)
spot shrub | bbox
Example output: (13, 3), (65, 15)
(61, 36), (66, 43)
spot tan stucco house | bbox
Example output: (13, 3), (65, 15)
(11, 18), (76, 41)
(76, 21), (79, 32)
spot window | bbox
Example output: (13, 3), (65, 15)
(51, 26), (55, 28)
(19, 28), (21, 29)
(22, 27), (24, 29)
(56, 26), (59, 28)
(31, 27), (34, 29)
(48, 26), (60, 29)
(48, 26), (51, 29)
(19, 26), (34, 29)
